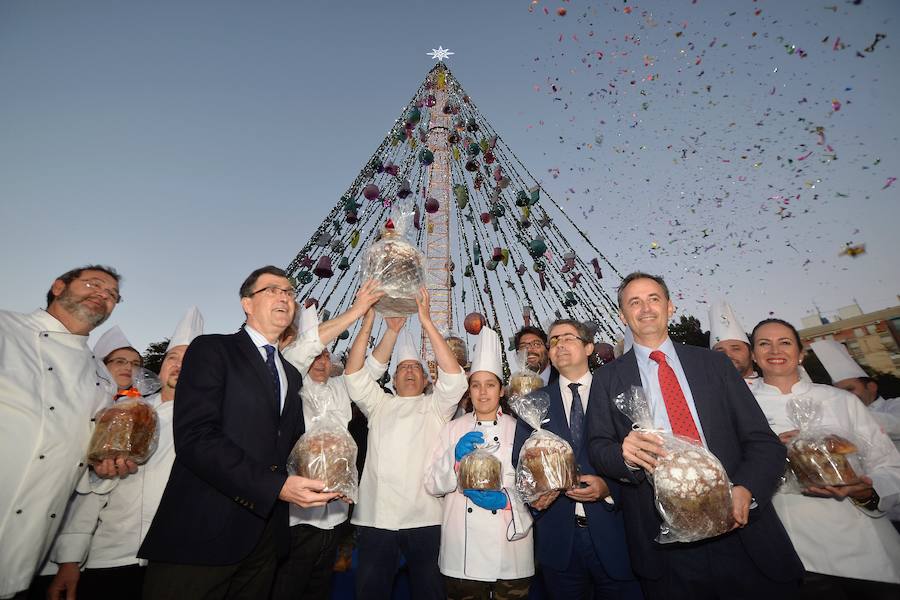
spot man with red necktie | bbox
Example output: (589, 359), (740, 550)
(586, 272), (803, 600)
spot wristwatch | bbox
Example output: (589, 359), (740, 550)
(851, 489), (881, 512)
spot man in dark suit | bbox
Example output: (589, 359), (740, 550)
(513, 319), (642, 599)
(139, 266), (350, 599)
(587, 272), (803, 599)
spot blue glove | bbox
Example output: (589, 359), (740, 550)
(454, 431), (485, 462)
(464, 490), (508, 511)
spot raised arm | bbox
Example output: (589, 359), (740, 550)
(345, 308), (376, 376)
(317, 279), (383, 345)
(417, 287), (462, 375)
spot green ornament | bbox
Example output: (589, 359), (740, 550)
(490, 204), (505, 218)
(515, 190), (529, 207)
(406, 107), (421, 124)
(419, 148), (434, 165)
(486, 260), (498, 271)
(532, 260), (546, 273)
(453, 184), (469, 209)
(467, 142), (481, 156)
(528, 239), (547, 259)
(464, 264), (474, 277)
(298, 270), (313, 284)
(338, 256), (350, 270)
(338, 330), (350, 340)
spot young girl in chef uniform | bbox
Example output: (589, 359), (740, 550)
(425, 326), (534, 600)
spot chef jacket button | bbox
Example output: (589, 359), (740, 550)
(493, 436), (499, 442)
(16, 509), (22, 514)
(79, 462), (84, 467)
(39, 455), (45, 459)
(270, 465), (278, 472)
(96, 382), (101, 386)
(49, 406), (55, 411)
(493, 420), (497, 425)
(467, 507), (473, 513)
(491, 510), (497, 515)
(50, 513), (56, 518)
(48, 367), (53, 371)
(43, 333), (48, 337)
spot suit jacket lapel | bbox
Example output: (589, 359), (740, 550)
(235, 328), (278, 411)
(279, 354), (301, 425)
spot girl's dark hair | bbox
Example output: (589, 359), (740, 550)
(750, 318), (802, 348)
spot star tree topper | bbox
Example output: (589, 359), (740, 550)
(427, 46), (454, 61)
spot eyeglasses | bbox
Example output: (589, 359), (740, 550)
(548, 333), (587, 348)
(517, 340), (546, 351)
(249, 285), (296, 299)
(105, 357), (142, 368)
(77, 278), (122, 304)
(396, 362), (424, 372)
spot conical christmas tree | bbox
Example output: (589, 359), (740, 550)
(285, 62), (622, 375)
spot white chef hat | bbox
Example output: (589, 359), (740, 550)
(469, 326), (503, 380)
(810, 339), (867, 382)
(708, 300), (750, 348)
(93, 326), (135, 361)
(298, 304), (319, 341)
(166, 306), (204, 351)
(393, 330), (430, 381)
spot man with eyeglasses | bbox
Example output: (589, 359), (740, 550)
(0, 264), (129, 599)
(513, 326), (556, 386)
(513, 319), (641, 599)
(586, 272), (803, 599)
(139, 266), (382, 599)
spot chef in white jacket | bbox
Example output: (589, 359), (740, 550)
(273, 286), (387, 600)
(46, 307), (204, 599)
(749, 318), (900, 595)
(425, 326), (534, 599)
(344, 288), (468, 600)
(0, 265), (128, 599)
(709, 299), (758, 383)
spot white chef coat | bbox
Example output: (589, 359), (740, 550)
(48, 393), (176, 569)
(424, 411), (534, 582)
(750, 376), (900, 583)
(281, 335), (385, 530)
(344, 358), (467, 530)
(0, 309), (114, 598)
(870, 396), (900, 449)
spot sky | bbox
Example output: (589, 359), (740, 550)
(1, 0), (897, 353)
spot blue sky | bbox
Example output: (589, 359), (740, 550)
(1, 0), (897, 352)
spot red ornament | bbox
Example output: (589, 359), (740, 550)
(464, 312), (486, 335)
(557, 7), (567, 16)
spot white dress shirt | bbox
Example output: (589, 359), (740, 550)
(0, 309), (115, 598)
(558, 371), (593, 517)
(345, 358), (468, 530)
(632, 338), (708, 447)
(244, 325), (287, 412)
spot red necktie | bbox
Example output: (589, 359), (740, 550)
(649, 350), (701, 444)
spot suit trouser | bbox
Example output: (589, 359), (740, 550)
(270, 523), (341, 600)
(639, 531), (800, 600)
(354, 525), (444, 600)
(541, 526), (643, 600)
(142, 515), (277, 600)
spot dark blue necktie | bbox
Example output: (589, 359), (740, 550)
(264, 345), (281, 419)
(568, 382), (584, 454)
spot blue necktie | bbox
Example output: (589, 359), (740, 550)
(568, 382), (584, 454)
(264, 345), (281, 419)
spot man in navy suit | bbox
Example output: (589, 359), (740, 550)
(139, 266), (350, 599)
(513, 319), (642, 599)
(587, 272), (803, 599)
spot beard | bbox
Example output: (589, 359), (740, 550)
(56, 287), (110, 328)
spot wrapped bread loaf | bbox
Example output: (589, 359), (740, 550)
(87, 398), (159, 464)
(288, 430), (358, 501)
(459, 449), (502, 491)
(654, 446), (735, 542)
(518, 435), (577, 498)
(508, 372), (544, 399)
(446, 335), (469, 369)
(787, 434), (862, 487)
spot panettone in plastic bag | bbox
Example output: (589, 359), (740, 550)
(360, 200), (425, 316)
(458, 447), (502, 491)
(87, 398), (159, 464)
(511, 391), (577, 502)
(615, 386), (734, 543)
(785, 396), (865, 488)
(507, 349), (544, 400)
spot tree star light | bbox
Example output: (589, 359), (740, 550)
(427, 46), (454, 61)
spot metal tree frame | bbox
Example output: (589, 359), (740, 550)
(284, 62), (623, 378)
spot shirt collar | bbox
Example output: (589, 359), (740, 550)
(559, 369), (592, 391)
(244, 324), (275, 349)
(633, 336), (676, 366)
(31, 308), (86, 336)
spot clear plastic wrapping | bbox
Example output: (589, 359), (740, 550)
(507, 350), (544, 400)
(87, 397), (160, 464)
(615, 386), (734, 543)
(458, 448), (502, 491)
(511, 392), (577, 502)
(360, 200), (425, 316)
(287, 385), (359, 502)
(785, 396), (866, 488)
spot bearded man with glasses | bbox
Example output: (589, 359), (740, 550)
(0, 264), (129, 599)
